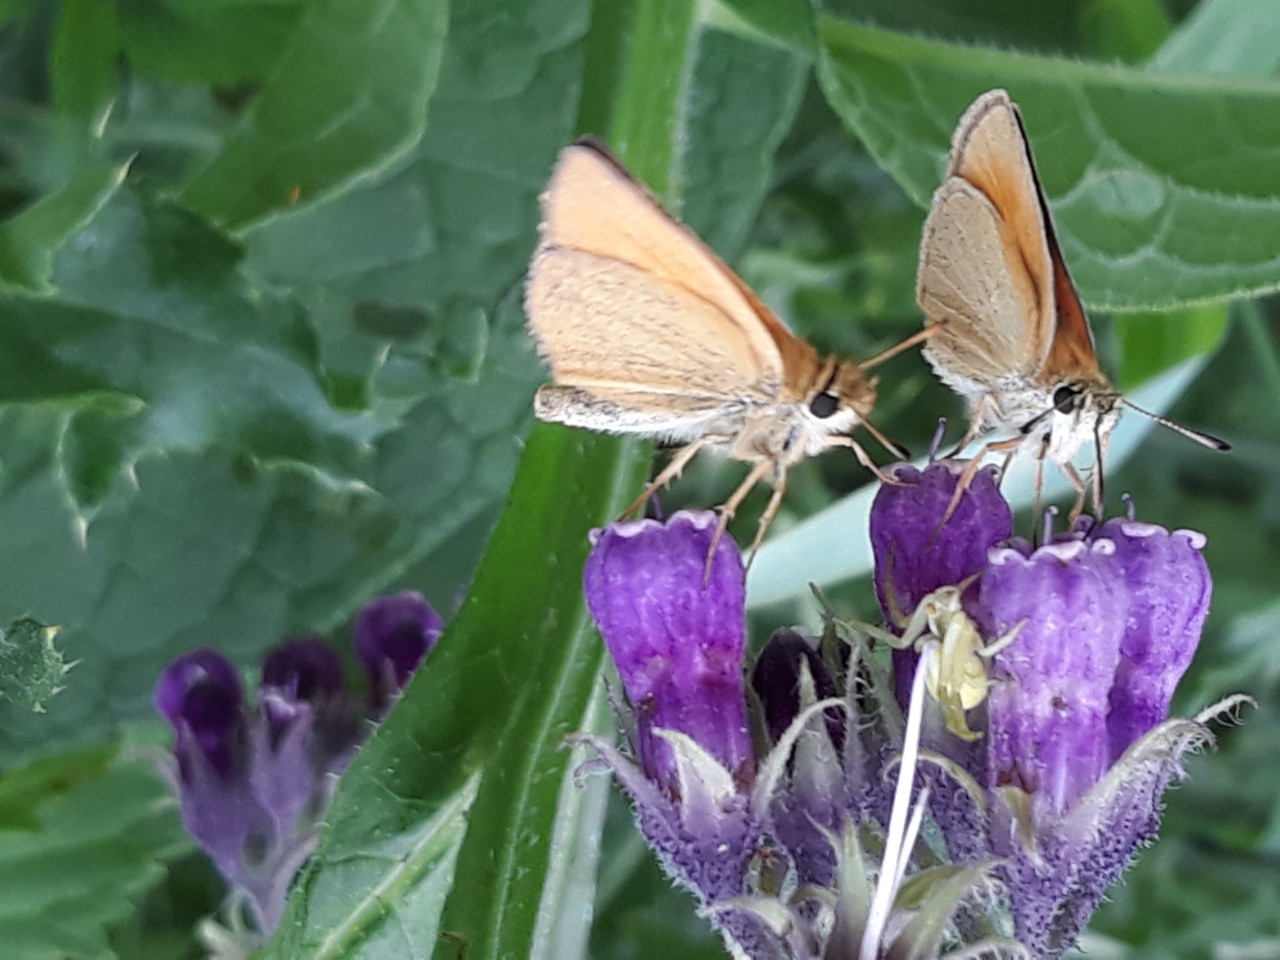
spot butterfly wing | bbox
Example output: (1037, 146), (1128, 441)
(526, 140), (813, 420)
(918, 90), (1058, 390)
(918, 179), (1044, 395)
(938, 89), (1106, 387)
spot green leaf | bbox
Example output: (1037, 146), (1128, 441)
(681, 26), (808, 257)
(179, 0), (448, 228)
(0, 158), (127, 292)
(0, 745), (189, 960)
(1114, 305), (1229, 388)
(815, 15), (1280, 310)
(24, 187), (376, 480)
(1079, 0), (1170, 64)
(709, 0), (815, 52)
(0, 743), (115, 832)
(1150, 0), (1280, 77)
(117, 0), (305, 86)
(0, 0), (585, 765)
(51, 0), (121, 121)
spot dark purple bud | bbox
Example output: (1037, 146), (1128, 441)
(982, 538), (1126, 822)
(1097, 520), (1211, 761)
(752, 629), (841, 750)
(356, 591), (443, 705)
(155, 648), (242, 728)
(261, 637), (345, 703)
(155, 648), (247, 782)
(870, 460), (1012, 624)
(584, 511), (753, 794)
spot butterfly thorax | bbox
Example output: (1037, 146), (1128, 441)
(730, 355), (876, 469)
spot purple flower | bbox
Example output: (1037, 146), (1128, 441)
(156, 594), (442, 943)
(584, 511), (753, 792)
(579, 512), (775, 953)
(982, 538), (1127, 820)
(155, 648), (288, 933)
(1097, 518), (1211, 761)
(866, 461), (1232, 958)
(356, 590), (443, 709)
(870, 460), (1011, 622)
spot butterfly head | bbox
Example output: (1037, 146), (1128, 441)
(803, 360), (878, 436)
(1022, 377), (1121, 464)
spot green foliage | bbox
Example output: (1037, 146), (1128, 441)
(815, 16), (1280, 310)
(0, 0), (1271, 957)
(0, 743), (189, 959)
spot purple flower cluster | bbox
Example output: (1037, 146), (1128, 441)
(873, 463), (1221, 955)
(155, 591), (441, 939)
(580, 463), (1234, 959)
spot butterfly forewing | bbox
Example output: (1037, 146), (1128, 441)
(918, 179), (1046, 390)
(922, 91), (1060, 377)
(948, 90), (1104, 386)
(527, 141), (793, 408)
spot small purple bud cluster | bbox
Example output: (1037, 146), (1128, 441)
(580, 462), (1235, 959)
(155, 591), (441, 939)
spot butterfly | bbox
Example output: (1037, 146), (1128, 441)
(525, 138), (928, 562)
(917, 89), (1227, 517)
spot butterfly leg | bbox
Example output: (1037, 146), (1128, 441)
(1061, 461), (1088, 524)
(931, 434), (1021, 544)
(621, 435), (724, 520)
(744, 467), (790, 575)
(826, 434), (902, 485)
(1089, 423), (1110, 517)
(704, 458), (774, 584)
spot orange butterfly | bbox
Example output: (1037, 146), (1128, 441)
(525, 138), (929, 559)
(917, 89), (1227, 517)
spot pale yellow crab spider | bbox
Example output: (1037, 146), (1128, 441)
(854, 585), (1024, 741)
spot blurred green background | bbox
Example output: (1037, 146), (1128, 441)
(0, 0), (1276, 957)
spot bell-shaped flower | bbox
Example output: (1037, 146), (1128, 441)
(579, 511), (775, 953)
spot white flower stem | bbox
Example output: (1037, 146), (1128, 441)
(860, 642), (935, 960)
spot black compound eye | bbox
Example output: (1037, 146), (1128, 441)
(809, 392), (840, 419)
(1052, 384), (1080, 413)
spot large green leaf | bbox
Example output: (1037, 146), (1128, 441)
(180, 0), (448, 228)
(1151, 0), (1280, 77)
(681, 27), (808, 256)
(815, 15), (1280, 311)
(51, 0), (120, 121)
(118, 0), (305, 86)
(0, 744), (189, 960)
(0, 0), (585, 767)
(0, 158), (127, 291)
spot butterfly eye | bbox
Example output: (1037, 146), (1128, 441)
(1052, 384), (1081, 413)
(809, 392), (840, 419)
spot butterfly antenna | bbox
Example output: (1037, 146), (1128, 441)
(861, 417), (910, 461)
(1118, 398), (1231, 451)
(857, 327), (938, 371)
